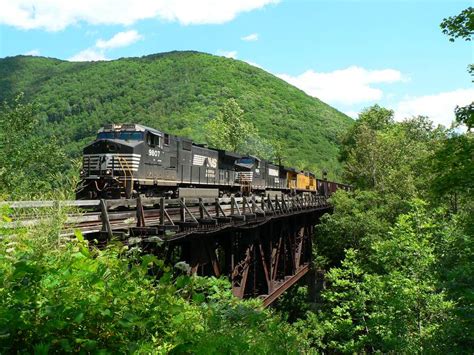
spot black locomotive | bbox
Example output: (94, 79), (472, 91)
(76, 123), (350, 199)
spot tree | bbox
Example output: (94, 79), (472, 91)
(303, 96), (470, 352)
(205, 98), (278, 160)
(339, 104), (394, 163)
(437, 8), (474, 207)
(440, 7), (474, 42)
(315, 190), (393, 268)
(454, 96), (474, 131)
(441, 7), (474, 130)
(0, 94), (66, 199)
(308, 203), (457, 353)
(341, 108), (443, 198)
(205, 98), (254, 152)
(357, 104), (394, 131)
(429, 133), (474, 212)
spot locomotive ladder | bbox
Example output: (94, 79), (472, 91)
(117, 156), (134, 198)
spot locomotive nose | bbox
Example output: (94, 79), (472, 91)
(88, 139), (133, 154)
(105, 141), (119, 152)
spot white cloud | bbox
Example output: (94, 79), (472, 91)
(96, 30), (143, 49)
(85, 29), (99, 37)
(241, 33), (259, 41)
(0, 0), (278, 31)
(24, 49), (40, 56)
(69, 29), (142, 61)
(343, 111), (358, 119)
(395, 89), (474, 128)
(277, 66), (405, 105)
(69, 48), (107, 62)
(216, 50), (237, 59)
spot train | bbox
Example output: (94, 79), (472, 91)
(76, 123), (351, 199)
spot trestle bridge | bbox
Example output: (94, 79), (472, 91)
(2, 194), (332, 306)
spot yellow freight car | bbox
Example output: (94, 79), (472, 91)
(308, 172), (317, 192)
(287, 169), (298, 190)
(285, 169), (317, 192)
(296, 171), (309, 190)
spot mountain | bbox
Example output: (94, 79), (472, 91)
(0, 51), (353, 179)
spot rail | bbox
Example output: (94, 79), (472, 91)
(1, 194), (331, 239)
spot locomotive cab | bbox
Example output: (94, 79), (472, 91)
(77, 124), (163, 199)
(81, 125), (145, 177)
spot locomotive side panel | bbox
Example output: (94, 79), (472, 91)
(253, 159), (266, 190)
(266, 163), (281, 190)
(287, 170), (297, 190)
(217, 150), (241, 188)
(176, 138), (193, 183)
(189, 144), (219, 186)
(138, 130), (167, 185)
(164, 134), (180, 181)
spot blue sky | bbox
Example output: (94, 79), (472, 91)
(0, 0), (472, 126)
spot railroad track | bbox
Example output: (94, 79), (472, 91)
(1, 195), (331, 239)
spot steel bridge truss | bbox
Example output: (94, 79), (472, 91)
(3, 194), (330, 306)
(174, 214), (316, 305)
(130, 194), (328, 306)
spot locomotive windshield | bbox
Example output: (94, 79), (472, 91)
(237, 158), (255, 164)
(97, 131), (144, 141)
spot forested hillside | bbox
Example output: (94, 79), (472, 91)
(1, 7), (472, 352)
(0, 51), (352, 178)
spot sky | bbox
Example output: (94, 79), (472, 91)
(0, 0), (472, 127)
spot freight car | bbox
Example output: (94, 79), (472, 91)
(76, 123), (349, 199)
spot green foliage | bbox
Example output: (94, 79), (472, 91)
(441, 7), (474, 131)
(299, 101), (473, 353)
(440, 7), (474, 42)
(315, 190), (396, 268)
(454, 102), (474, 131)
(0, 94), (67, 199)
(0, 52), (353, 180)
(355, 104), (395, 131)
(205, 98), (253, 152)
(341, 106), (444, 197)
(305, 203), (460, 353)
(205, 98), (277, 160)
(339, 104), (394, 162)
(272, 282), (310, 323)
(434, 211), (474, 352)
(0, 209), (307, 353)
(429, 133), (474, 209)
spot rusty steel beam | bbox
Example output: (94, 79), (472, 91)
(232, 245), (253, 298)
(258, 240), (272, 292)
(271, 236), (283, 281)
(261, 263), (310, 307)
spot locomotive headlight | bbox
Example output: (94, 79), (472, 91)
(80, 169), (85, 176)
(105, 169), (112, 175)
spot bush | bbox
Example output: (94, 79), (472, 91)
(0, 206), (307, 353)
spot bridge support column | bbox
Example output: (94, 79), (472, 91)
(159, 203), (330, 306)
